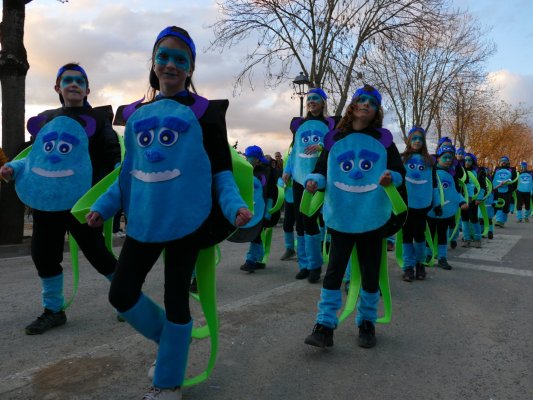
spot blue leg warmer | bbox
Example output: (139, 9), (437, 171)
(41, 274), (64, 312)
(120, 294), (165, 343)
(502, 212), (508, 223)
(356, 289), (380, 326)
(472, 220), (481, 241)
(461, 221), (472, 241)
(495, 210), (504, 223)
(305, 233), (323, 270)
(437, 244), (447, 259)
(316, 288), (342, 329)
(284, 231), (295, 250)
(526, 209), (531, 219)
(402, 243), (416, 269)
(413, 241), (426, 264)
(296, 235), (307, 270)
(153, 319), (193, 389)
(246, 242), (264, 263)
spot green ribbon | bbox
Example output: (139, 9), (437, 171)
(494, 198), (506, 209)
(299, 190), (324, 217)
(62, 235), (80, 310)
(268, 184), (285, 214)
(479, 202), (489, 237)
(260, 227), (273, 264)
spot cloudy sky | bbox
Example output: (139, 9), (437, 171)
(1, 0), (533, 156)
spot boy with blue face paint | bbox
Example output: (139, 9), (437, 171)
(303, 85), (406, 349)
(400, 126), (436, 282)
(493, 156), (517, 227)
(282, 87), (339, 283)
(87, 26), (251, 400)
(516, 161), (532, 222)
(0, 63), (121, 335)
(427, 146), (468, 270)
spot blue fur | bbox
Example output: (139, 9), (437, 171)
(518, 171), (533, 193)
(246, 242), (264, 263)
(405, 154), (433, 209)
(93, 100), (212, 242)
(41, 274), (64, 312)
(153, 319), (193, 388)
(472, 219), (481, 240)
(437, 244), (447, 259)
(119, 294), (165, 343)
(284, 231), (295, 250)
(402, 243), (415, 269)
(323, 133), (391, 233)
(356, 288), (380, 326)
(462, 221), (472, 241)
(8, 117), (92, 211)
(241, 176), (266, 228)
(213, 171), (247, 226)
(493, 168), (512, 193)
(427, 169), (465, 219)
(288, 120), (329, 185)
(305, 173), (326, 190)
(413, 241), (426, 263)
(304, 233), (323, 270)
(316, 288), (342, 329)
(297, 234), (308, 270)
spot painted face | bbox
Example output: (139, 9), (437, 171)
(153, 37), (192, 96)
(438, 153), (453, 167)
(409, 134), (424, 150)
(464, 157), (473, 167)
(120, 99), (212, 242)
(354, 94), (379, 110)
(352, 96), (378, 124)
(56, 70), (89, 107)
(323, 133), (390, 233)
(15, 116), (92, 211)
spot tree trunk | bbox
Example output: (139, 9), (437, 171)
(0, 0), (29, 244)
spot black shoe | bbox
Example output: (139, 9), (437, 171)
(255, 262), (266, 270)
(189, 277), (198, 293)
(415, 263), (426, 280)
(450, 240), (457, 249)
(295, 269), (310, 279)
(307, 268), (321, 283)
(280, 248), (296, 260)
(240, 261), (256, 273)
(402, 266), (415, 282)
(304, 323), (334, 348)
(25, 309), (67, 335)
(488, 231), (493, 239)
(438, 258), (453, 270)
(358, 320), (376, 348)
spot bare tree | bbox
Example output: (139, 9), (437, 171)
(210, 0), (446, 115)
(363, 10), (495, 143)
(0, 0), (67, 244)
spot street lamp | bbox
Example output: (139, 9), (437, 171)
(292, 71), (311, 117)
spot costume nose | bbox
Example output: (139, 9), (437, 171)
(144, 150), (164, 163)
(349, 170), (364, 180)
(48, 154), (61, 164)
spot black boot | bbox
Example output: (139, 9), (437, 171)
(240, 261), (256, 273)
(358, 320), (376, 348)
(280, 248), (296, 260)
(25, 309), (67, 335)
(295, 269), (310, 279)
(307, 268), (322, 283)
(304, 323), (334, 348)
(415, 263), (426, 280)
(438, 258), (453, 270)
(402, 266), (415, 282)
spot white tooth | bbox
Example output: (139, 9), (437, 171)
(131, 168), (181, 182)
(334, 181), (377, 193)
(31, 167), (74, 178)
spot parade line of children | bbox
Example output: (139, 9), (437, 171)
(1, 25), (531, 400)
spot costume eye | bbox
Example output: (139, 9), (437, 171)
(57, 141), (73, 154)
(158, 129), (178, 146)
(418, 165), (425, 171)
(442, 181), (450, 189)
(340, 160), (354, 172)
(359, 159), (373, 171)
(311, 135), (320, 143)
(137, 130), (154, 147)
(408, 163), (416, 170)
(43, 141), (55, 153)
(302, 136), (310, 144)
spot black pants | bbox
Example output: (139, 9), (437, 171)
(292, 181), (320, 236)
(516, 191), (531, 211)
(109, 235), (200, 324)
(494, 191), (512, 214)
(427, 216), (455, 245)
(461, 201), (479, 223)
(283, 200), (295, 233)
(323, 229), (382, 293)
(31, 210), (116, 278)
(402, 207), (428, 243)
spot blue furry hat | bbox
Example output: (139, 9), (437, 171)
(308, 88), (328, 100)
(408, 126), (426, 136)
(437, 145), (456, 157)
(244, 145), (268, 164)
(465, 152), (477, 164)
(456, 147), (466, 156)
(351, 85), (382, 106)
(438, 136), (452, 147)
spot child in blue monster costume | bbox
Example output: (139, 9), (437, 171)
(400, 126), (436, 282)
(0, 63), (120, 336)
(479, 167), (495, 239)
(455, 147), (466, 168)
(282, 88), (339, 283)
(240, 145), (278, 272)
(516, 161), (532, 222)
(303, 85), (405, 349)
(460, 153), (486, 248)
(493, 156), (517, 227)
(426, 146), (468, 270)
(87, 27), (251, 400)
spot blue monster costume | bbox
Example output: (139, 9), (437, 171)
(283, 89), (339, 281)
(516, 162), (533, 222)
(493, 158), (517, 227)
(460, 153), (486, 245)
(404, 153), (433, 209)
(8, 116), (94, 211)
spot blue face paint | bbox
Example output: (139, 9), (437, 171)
(306, 94), (323, 103)
(60, 75), (87, 88)
(155, 47), (191, 71)
(410, 135), (423, 143)
(355, 94), (379, 110)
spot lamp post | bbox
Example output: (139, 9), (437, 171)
(292, 71), (311, 117)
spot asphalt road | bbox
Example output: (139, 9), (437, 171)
(0, 221), (532, 400)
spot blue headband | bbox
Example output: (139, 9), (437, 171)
(456, 148), (465, 155)
(465, 152), (477, 164)
(155, 26), (196, 62)
(437, 145), (456, 157)
(500, 156), (510, 162)
(352, 86), (382, 106)
(308, 88), (328, 100)
(244, 145), (268, 164)
(438, 136), (452, 146)
(408, 126), (426, 136)
(520, 161), (527, 167)
(56, 65), (88, 82)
